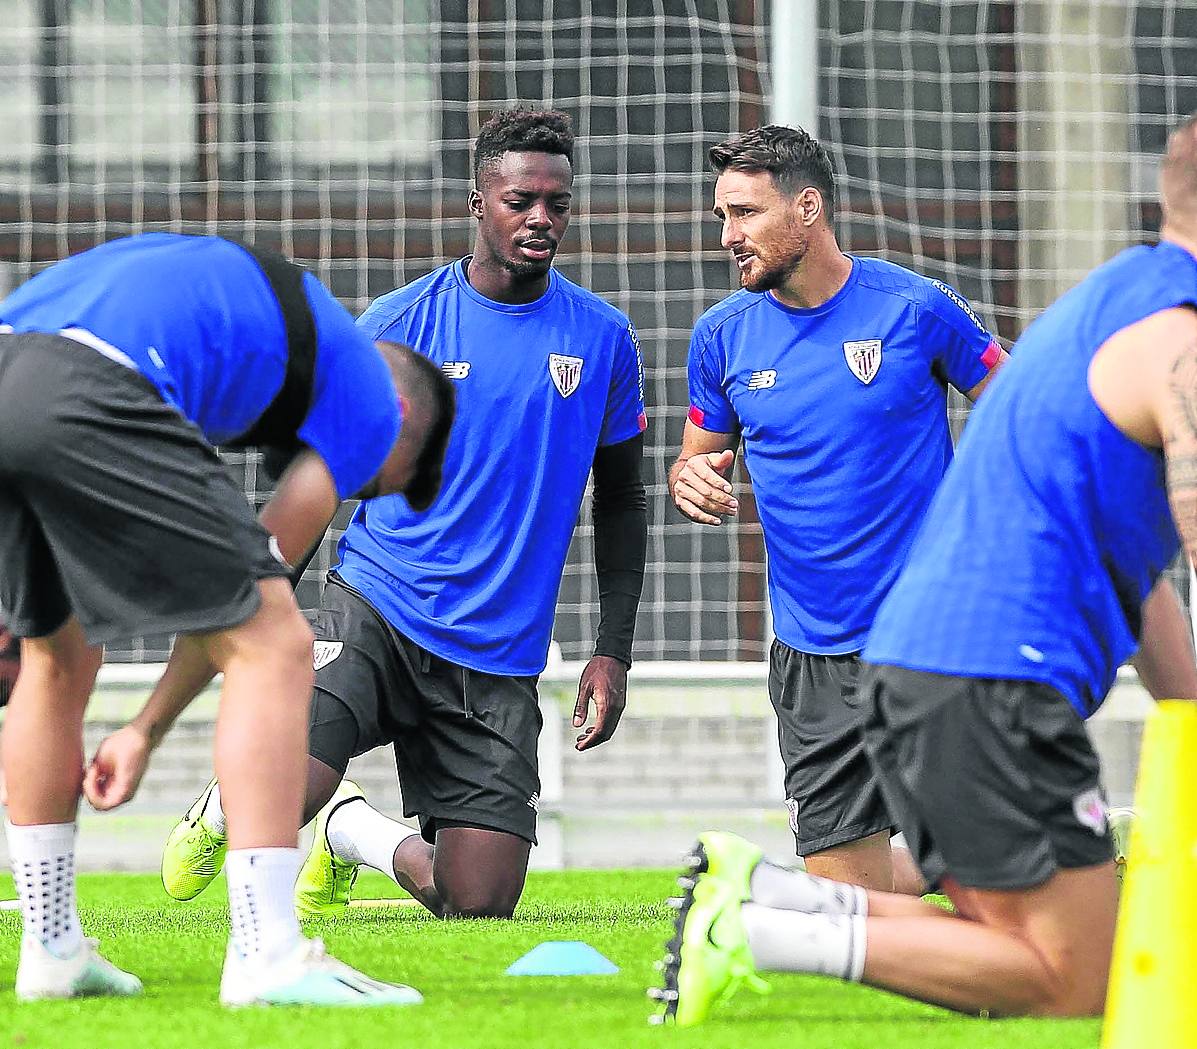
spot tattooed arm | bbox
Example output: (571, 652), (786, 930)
(1089, 305), (1197, 698)
(1126, 314), (1197, 701)
(1161, 322), (1197, 566)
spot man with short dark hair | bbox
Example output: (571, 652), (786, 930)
(656, 113), (1197, 1026)
(669, 125), (1007, 894)
(0, 232), (451, 1004)
(162, 107), (648, 919)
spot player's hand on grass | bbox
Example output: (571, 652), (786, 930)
(573, 655), (627, 751)
(672, 449), (738, 526)
(84, 724), (152, 811)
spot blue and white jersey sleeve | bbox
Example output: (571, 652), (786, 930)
(919, 279), (1003, 393)
(686, 324), (738, 433)
(298, 274), (402, 500)
(599, 322), (649, 446)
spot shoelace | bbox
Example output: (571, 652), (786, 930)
(185, 828), (220, 859)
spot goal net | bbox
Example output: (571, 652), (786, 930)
(0, 2), (1194, 665)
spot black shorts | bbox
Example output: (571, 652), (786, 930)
(858, 663), (1114, 890)
(306, 577), (542, 845)
(0, 334), (287, 645)
(769, 640), (893, 856)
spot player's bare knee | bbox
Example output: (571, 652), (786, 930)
(1046, 954), (1110, 1017)
(17, 633), (101, 702)
(249, 595), (314, 678)
(442, 899), (517, 919)
(440, 885), (520, 919)
(255, 583), (313, 646)
(1030, 975), (1105, 1018)
(278, 609), (315, 668)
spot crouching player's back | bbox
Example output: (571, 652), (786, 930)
(852, 115), (1197, 1018)
(866, 239), (1193, 715)
(653, 113), (1197, 1028)
(0, 232), (452, 1007)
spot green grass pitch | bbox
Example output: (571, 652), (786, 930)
(0, 870), (1100, 1049)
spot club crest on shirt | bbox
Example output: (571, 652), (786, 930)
(441, 361), (471, 380)
(312, 640), (343, 672)
(548, 353), (584, 398)
(843, 339), (882, 385)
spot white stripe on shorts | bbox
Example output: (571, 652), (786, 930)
(58, 327), (139, 371)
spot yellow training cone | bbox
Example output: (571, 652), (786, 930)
(1102, 701), (1197, 1049)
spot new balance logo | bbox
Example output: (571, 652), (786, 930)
(442, 361), (471, 379)
(526, 792), (540, 812)
(747, 369), (777, 390)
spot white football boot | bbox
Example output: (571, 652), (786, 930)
(15, 936), (143, 1001)
(219, 937), (423, 1007)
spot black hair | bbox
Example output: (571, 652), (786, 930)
(709, 125), (836, 218)
(473, 107), (575, 186)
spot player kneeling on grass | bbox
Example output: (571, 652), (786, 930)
(160, 108), (648, 921)
(0, 233), (452, 1005)
(650, 112), (1197, 1025)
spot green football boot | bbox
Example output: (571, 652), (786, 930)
(1109, 806), (1135, 885)
(161, 778), (228, 901)
(680, 832), (763, 901)
(295, 780), (365, 919)
(649, 867), (770, 1027)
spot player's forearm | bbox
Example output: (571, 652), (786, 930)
(259, 449), (340, 567)
(131, 636), (216, 748)
(592, 509), (646, 666)
(592, 435), (647, 667)
(1132, 577), (1197, 701)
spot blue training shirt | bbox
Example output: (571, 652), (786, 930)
(0, 233), (400, 500)
(688, 255), (999, 654)
(865, 241), (1197, 717)
(335, 258), (647, 675)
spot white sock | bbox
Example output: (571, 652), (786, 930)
(203, 782), (227, 837)
(749, 860), (869, 916)
(326, 798), (419, 880)
(742, 901), (867, 982)
(6, 821), (84, 959)
(225, 848), (303, 966)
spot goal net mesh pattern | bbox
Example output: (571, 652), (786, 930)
(0, 1), (1194, 663)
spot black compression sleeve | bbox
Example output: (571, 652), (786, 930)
(591, 433), (648, 667)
